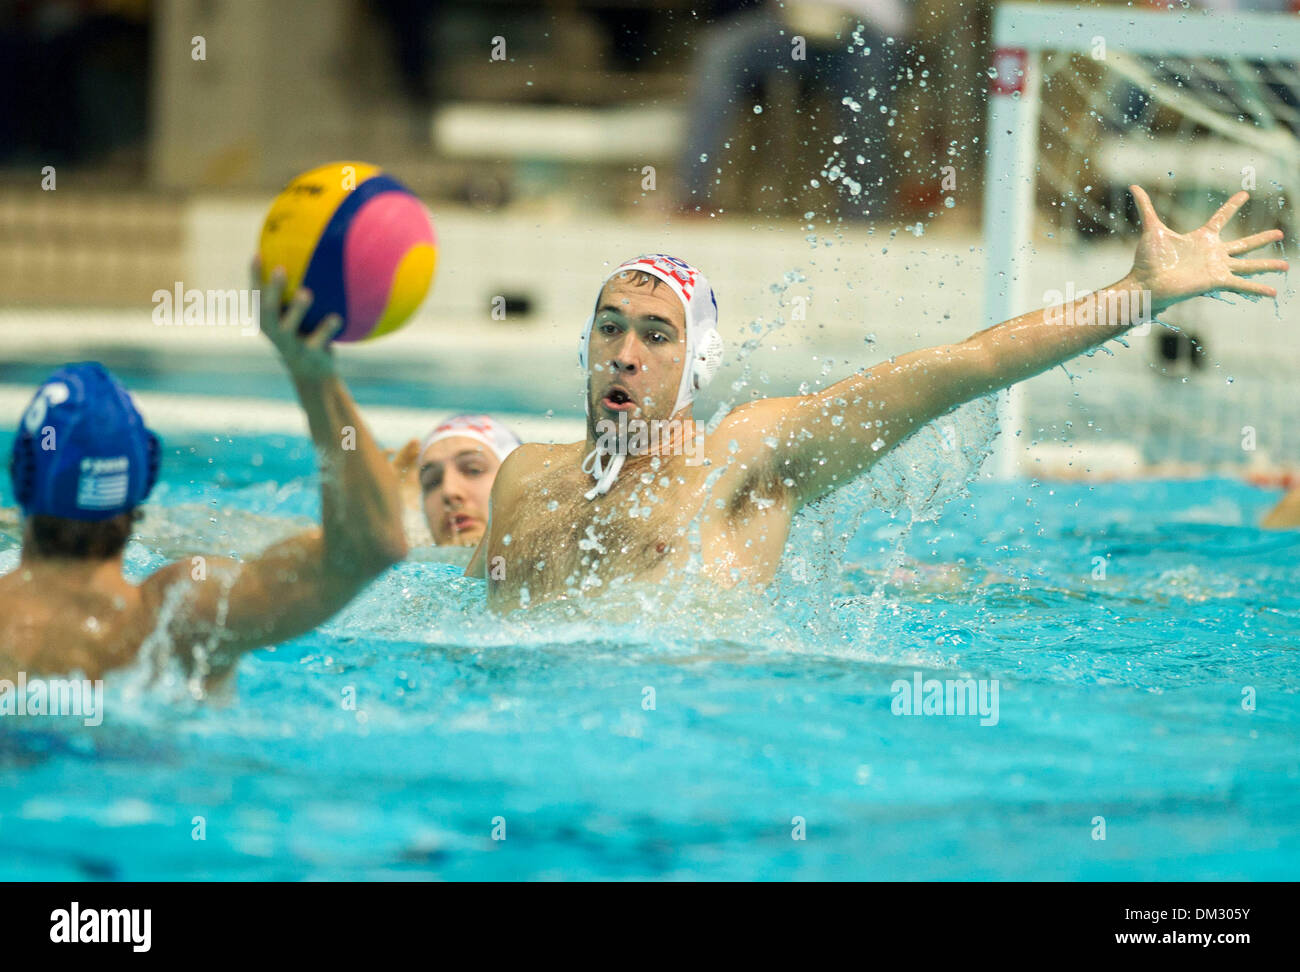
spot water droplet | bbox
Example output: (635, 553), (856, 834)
(752, 105), (763, 114)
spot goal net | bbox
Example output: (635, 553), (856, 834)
(982, 2), (1300, 481)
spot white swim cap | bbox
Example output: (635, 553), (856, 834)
(420, 414), (521, 464)
(578, 254), (723, 499)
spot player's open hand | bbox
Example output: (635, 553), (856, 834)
(1128, 185), (1288, 313)
(254, 258), (344, 381)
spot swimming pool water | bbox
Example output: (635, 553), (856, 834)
(1, 428), (1297, 880)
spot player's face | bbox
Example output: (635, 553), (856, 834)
(587, 274), (687, 426)
(419, 436), (502, 546)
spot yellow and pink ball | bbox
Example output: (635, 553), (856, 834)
(258, 161), (437, 341)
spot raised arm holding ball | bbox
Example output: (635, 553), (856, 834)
(0, 267), (407, 691)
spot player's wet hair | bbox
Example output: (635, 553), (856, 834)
(27, 511), (139, 560)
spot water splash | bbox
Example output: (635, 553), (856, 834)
(772, 395), (1001, 652)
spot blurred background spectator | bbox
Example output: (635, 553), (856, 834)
(677, 0), (913, 219)
(0, 0), (987, 219)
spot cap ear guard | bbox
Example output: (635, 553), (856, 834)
(143, 430), (162, 502)
(692, 330), (725, 391)
(10, 432), (36, 512)
(579, 313), (594, 370)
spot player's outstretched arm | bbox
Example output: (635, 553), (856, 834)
(142, 264), (408, 681)
(728, 186), (1287, 508)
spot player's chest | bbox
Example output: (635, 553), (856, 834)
(490, 466), (705, 590)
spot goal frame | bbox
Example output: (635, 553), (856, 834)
(981, 2), (1300, 478)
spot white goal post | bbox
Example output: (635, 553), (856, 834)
(982, 2), (1300, 479)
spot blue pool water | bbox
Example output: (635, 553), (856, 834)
(1, 420), (1298, 881)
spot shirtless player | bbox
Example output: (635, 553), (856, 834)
(468, 187), (1287, 609)
(0, 267), (406, 688)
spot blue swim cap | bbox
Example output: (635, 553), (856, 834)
(9, 362), (160, 521)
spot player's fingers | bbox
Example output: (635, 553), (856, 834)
(1228, 276), (1278, 298)
(261, 266), (286, 317)
(305, 313), (343, 351)
(1130, 184), (1161, 229)
(1226, 228), (1284, 255)
(250, 255), (262, 292)
(1206, 190), (1249, 234)
(1229, 257), (1289, 276)
(397, 438), (420, 464)
(280, 287), (314, 335)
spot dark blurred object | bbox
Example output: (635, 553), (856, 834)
(1158, 331), (1206, 372)
(589, 0), (765, 70)
(706, 0), (765, 19)
(370, 0), (439, 108)
(432, 0), (698, 106)
(584, 0), (766, 68)
(0, 0), (151, 165)
(590, 5), (654, 71)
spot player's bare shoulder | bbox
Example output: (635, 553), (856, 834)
(494, 440), (583, 497)
(0, 571), (149, 678)
(138, 557), (199, 608)
(701, 398), (796, 470)
(695, 399), (801, 516)
(708, 397), (795, 445)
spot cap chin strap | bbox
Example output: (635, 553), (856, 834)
(581, 445), (625, 500)
(580, 356), (707, 501)
(579, 333), (717, 502)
